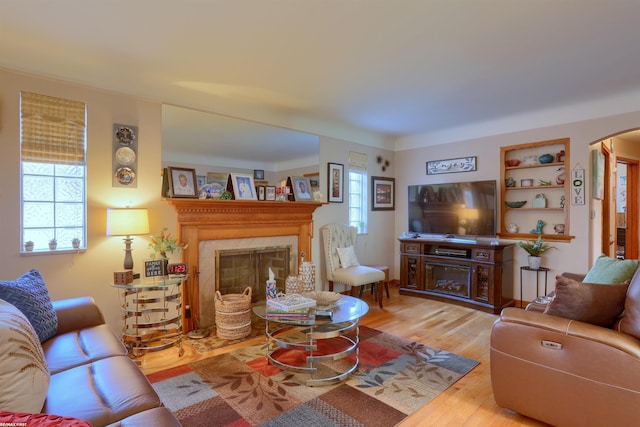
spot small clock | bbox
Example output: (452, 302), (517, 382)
(167, 263), (188, 276)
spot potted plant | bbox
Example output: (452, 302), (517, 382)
(72, 238), (81, 249)
(48, 238), (57, 250)
(516, 235), (556, 269)
(24, 241), (34, 252)
(148, 227), (188, 260)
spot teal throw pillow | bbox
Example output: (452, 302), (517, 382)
(0, 269), (58, 342)
(583, 255), (639, 284)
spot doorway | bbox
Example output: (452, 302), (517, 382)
(598, 134), (639, 260)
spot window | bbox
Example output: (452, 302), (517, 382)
(348, 169), (368, 234)
(21, 92), (87, 252)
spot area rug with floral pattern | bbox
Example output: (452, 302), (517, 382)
(148, 326), (479, 427)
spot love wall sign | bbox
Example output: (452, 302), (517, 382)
(571, 166), (585, 205)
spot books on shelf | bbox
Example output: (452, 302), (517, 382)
(267, 294), (317, 312)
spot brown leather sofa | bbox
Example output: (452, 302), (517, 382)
(490, 273), (640, 427)
(30, 297), (181, 426)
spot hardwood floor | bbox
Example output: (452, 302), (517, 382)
(136, 286), (547, 426)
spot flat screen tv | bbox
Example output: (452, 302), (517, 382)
(408, 180), (497, 238)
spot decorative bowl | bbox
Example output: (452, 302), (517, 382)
(505, 200), (527, 208)
(303, 291), (341, 306)
(505, 159), (521, 167)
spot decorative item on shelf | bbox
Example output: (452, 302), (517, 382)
(560, 195), (566, 208)
(220, 190), (232, 200)
(505, 159), (521, 167)
(556, 166), (566, 185)
(539, 153), (554, 164)
(522, 155), (538, 166)
(532, 193), (547, 208)
(506, 223), (519, 233)
(538, 179), (552, 186)
(266, 268), (277, 299)
(71, 238), (81, 249)
(516, 235), (556, 270)
(298, 262), (316, 293)
(529, 219), (546, 234)
(285, 275), (301, 294)
(113, 270), (133, 285)
(505, 177), (516, 187)
(148, 227), (188, 272)
(48, 239), (57, 250)
(24, 241), (34, 252)
(313, 190), (323, 201)
(556, 150), (565, 162)
(553, 224), (565, 235)
(505, 200), (527, 208)
(302, 291), (341, 308)
(521, 178), (533, 187)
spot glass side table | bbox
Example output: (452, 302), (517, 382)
(253, 295), (369, 386)
(110, 275), (187, 358)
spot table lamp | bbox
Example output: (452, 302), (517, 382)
(106, 208), (150, 275)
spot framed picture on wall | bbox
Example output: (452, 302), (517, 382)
(371, 176), (395, 211)
(168, 167), (198, 198)
(328, 162), (344, 203)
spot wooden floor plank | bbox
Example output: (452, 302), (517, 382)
(135, 286), (549, 426)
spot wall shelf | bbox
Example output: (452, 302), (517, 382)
(500, 138), (572, 240)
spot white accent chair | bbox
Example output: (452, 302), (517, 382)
(321, 223), (386, 308)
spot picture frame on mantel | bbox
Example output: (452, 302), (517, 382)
(168, 166), (198, 198)
(230, 173), (258, 200)
(328, 162), (344, 203)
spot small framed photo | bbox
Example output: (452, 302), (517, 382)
(304, 172), (320, 192)
(144, 259), (166, 278)
(328, 162), (344, 203)
(371, 176), (395, 211)
(291, 176), (313, 201)
(168, 167), (198, 198)
(230, 173), (257, 200)
(266, 186), (276, 201)
(257, 185), (266, 200)
(254, 169), (265, 180)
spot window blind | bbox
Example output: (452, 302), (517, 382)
(20, 91), (86, 164)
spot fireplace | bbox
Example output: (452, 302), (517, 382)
(198, 235), (297, 327)
(166, 199), (323, 332)
(216, 246), (291, 301)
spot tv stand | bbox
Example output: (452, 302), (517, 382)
(399, 237), (514, 314)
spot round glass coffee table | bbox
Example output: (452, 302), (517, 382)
(253, 295), (369, 386)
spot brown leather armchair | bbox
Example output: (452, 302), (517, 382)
(490, 302), (640, 426)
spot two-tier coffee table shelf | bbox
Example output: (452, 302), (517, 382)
(253, 295), (369, 386)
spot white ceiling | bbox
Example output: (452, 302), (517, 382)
(2, 1), (640, 150)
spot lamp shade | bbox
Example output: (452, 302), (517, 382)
(106, 208), (150, 236)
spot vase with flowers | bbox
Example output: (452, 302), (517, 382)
(516, 235), (556, 269)
(148, 227), (188, 260)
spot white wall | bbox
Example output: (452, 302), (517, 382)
(395, 112), (640, 302)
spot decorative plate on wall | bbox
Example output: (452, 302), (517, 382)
(115, 147), (136, 165)
(114, 167), (135, 185)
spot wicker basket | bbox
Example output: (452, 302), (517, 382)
(215, 287), (252, 340)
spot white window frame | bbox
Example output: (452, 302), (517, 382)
(348, 168), (368, 234)
(20, 92), (87, 253)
